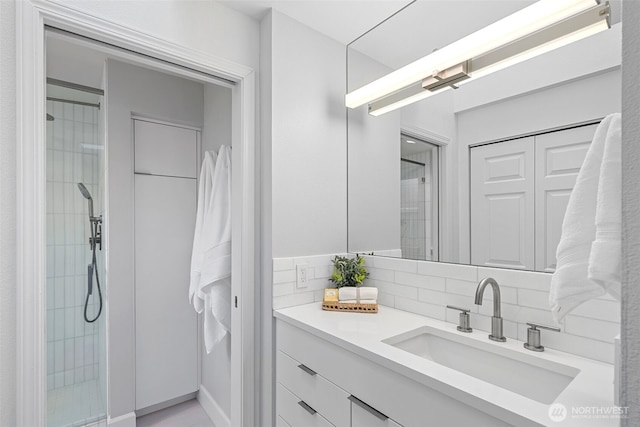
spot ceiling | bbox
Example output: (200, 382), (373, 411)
(220, 0), (413, 45)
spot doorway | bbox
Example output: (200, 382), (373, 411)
(17, 3), (256, 426)
(400, 134), (440, 261)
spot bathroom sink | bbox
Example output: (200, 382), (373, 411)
(382, 326), (579, 404)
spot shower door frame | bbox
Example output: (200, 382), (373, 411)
(16, 1), (257, 426)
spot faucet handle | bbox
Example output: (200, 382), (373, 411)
(446, 305), (472, 333)
(524, 322), (561, 352)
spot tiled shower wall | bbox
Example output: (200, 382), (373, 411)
(273, 254), (620, 364)
(400, 151), (433, 260)
(46, 100), (104, 391)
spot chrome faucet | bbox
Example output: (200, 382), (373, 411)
(474, 277), (506, 342)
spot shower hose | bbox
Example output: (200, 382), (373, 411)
(84, 218), (103, 323)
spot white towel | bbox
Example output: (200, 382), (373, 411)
(549, 114), (621, 323)
(189, 146), (232, 353)
(588, 115), (622, 300)
(340, 300), (377, 305)
(339, 287), (357, 301)
(338, 287), (378, 302)
(189, 151), (217, 313)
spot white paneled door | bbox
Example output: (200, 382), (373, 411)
(471, 137), (535, 270)
(534, 124), (597, 272)
(470, 124), (596, 272)
(134, 120), (199, 410)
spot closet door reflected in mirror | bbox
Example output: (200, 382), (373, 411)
(470, 123), (597, 272)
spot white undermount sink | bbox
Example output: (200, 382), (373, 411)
(382, 326), (580, 404)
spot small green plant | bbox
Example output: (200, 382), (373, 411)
(329, 254), (369, 288)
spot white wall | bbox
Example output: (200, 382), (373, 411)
(621, 0), (640, 423)
(269, 10), (347, 257)
(201, 83), (232, 419)
(271, 11), (347, 256)
(0, 0), (17, 425)
(259, 13), (274, 427)
(261, 10), (348, 425)
(347, 49), (401, 255)
(106, 59), (204, 418)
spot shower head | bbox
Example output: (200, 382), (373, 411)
(77, 183), (94, 219)
(46, 113), (55, 121)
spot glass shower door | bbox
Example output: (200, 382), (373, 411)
(46, 81), (107, 427)
(400, 135), (439, 261)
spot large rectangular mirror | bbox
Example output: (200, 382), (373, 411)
(347, 0), (621, 272)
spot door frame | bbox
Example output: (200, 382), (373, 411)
(16, 1), (256, 426)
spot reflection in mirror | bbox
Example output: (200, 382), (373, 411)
(400, 134), (439, 261)
(347, 0), (621, 272)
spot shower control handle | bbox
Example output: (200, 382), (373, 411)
(87, 264), (94, 295)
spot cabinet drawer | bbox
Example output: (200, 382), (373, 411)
(351, 396), (403, 427)
(277, 350), (350, 427)
(277, 383), (335, 427)
(277, 415), (292, 427)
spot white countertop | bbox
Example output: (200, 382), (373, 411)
(274, 303), (618, 427)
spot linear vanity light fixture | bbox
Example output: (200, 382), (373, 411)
(346, 0), (611, 116)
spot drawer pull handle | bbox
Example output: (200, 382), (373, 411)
(297, 364), (317, 376)
(348, 395), (389, 421)
(298, 400), (317, 415)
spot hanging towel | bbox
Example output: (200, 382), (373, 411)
(549, 113), (621, 323)
(189, 146), (232, 353)
(588, 115), (622, 300)
(189, 151), (217, 313)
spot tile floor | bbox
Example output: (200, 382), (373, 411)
(137, 399), (215, 427)
(47, 379), (106, 427)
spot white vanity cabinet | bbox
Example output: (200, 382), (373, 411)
(276, 319), (511, 427)
(349, 395), (402, 427)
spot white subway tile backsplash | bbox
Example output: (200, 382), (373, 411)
(374, 280), (419, 300)
(371, 256), (418, 273)
(298, 278), (331, 293)
(477, 267), (552, 292)
(482, 285), (518, 305)
(273, 292), (315, 310)
(273, 282), (295, 297)
(313, 265), (333, 280)
(478, 302), (520, 321)
(395, 297), (445, 320)
(564, 316), (620, 343)
(377, 292), (395, 308)
(517, 323), (614, 364)
(294, 253), (337, 267)
(273, 270), (296, 285)
(418, 261), (477, 282)
(273, 257), (294, 272)
(273, 254), (620, 363)
(367, 266), (394, 282)
(516, 305), (558, 327)
(395, 271), (445, 291)
(419, 289), (455, 308)
(571, 298), (621, 323)
(517, 288), (550, 310)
